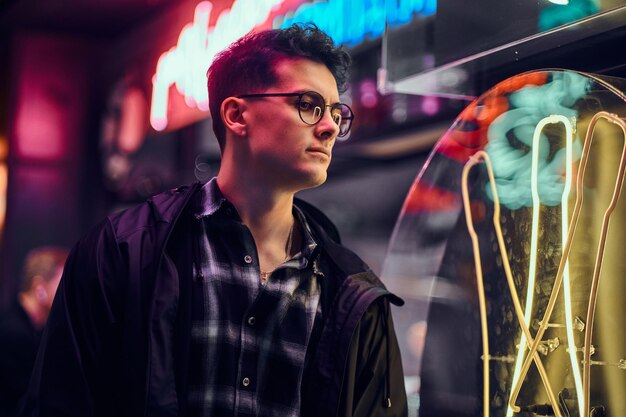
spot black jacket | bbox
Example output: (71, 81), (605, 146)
(23, 183), (407, 417)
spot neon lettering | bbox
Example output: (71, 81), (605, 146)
(150, 0), (285, 131)
(277, 0), (436, 45)
(150, 0), (437, 131)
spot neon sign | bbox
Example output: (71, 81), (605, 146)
(507, 115), (576, 417)
(464, 112), (626, 417)
(277, 0), (436, 45)
(462, 150), (564, 417)
(150, 0), (285, 131)
(150, 0), (437, 131)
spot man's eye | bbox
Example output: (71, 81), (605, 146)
(298, 100), (315, 111)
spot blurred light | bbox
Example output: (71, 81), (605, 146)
(392, 95), (408, 123)
(0, 135), (7, 161)
(484, 72), (589, 209)
(278, 0), (437, 45)
(439, 68), (467, 88)
(421, 53), (435, 69)
(118, 87), (148, 153)
(151, 0), (437, 131)
(150, 0), (284, 131)
(392, 107), (408, 123)
(14, 85), (66, 161)
(0, 163), (5, 242)
(421, 96), (439, 115)
(360, 79), (379, 109)
(361, 94), (378, 108)
(404, 181), (459, 213)
(539, 0), (598, 31)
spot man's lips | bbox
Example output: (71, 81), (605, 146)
(307, 147), (331, 157)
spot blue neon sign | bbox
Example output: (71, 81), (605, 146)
(276, 0), (436, 46)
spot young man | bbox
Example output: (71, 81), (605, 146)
(23, 24), (407, 417)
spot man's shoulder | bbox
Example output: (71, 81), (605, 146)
(67, 183), (200, 258)
(107, 183), (201, 239)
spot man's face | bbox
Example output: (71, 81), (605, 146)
(242, 58), (341, 191)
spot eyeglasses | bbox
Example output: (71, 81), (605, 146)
(237, 91), (354, 137)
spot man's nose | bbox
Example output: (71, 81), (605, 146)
(314, 106), (340, 139)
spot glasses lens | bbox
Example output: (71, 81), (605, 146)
(298, 92), (353, 137)
(298, 92), (326, 125)
(335, 104), (353, 137)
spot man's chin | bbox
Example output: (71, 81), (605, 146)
(296, 171), (328, 191)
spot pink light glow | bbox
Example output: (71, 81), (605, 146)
(14, 83), (67, 160)
(11, 35), (87, 162)
(0, 164), (6, 237)
(421, 96), (440, 115)
(150, 0), (287, 131)
(118, 87), (148, 153)
(360, 79), (378, 109)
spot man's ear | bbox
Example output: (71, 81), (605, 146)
(221, 97), (247, 137)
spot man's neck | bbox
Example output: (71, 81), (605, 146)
(216, 170), (298, 273)
(217, 170), (294, 226)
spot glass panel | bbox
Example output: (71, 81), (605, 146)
(382, 69), (626, 417)
(381, 2), (626, 99)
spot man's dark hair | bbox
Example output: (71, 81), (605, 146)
(207, 23), (351, 150)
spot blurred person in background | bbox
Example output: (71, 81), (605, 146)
(0, 246), (68, 417)
(22, 24), (407, 417)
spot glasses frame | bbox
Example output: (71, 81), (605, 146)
(236, 91), (354, 137)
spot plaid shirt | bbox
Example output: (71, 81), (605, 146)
(187, 179), (324, 417)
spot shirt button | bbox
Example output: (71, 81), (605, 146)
(242, 377), (250, 387)
(244, 255), (253, 264)
(247, 316), (256, 326)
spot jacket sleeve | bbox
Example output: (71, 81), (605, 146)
(338, 298), (408, 417)
(20, 218), (126, 417)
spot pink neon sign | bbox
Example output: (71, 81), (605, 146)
(150, 0), (288, 131)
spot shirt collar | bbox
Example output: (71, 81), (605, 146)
(279, 205), (321, 276)
(293, 205), (318, 260)
(193, 177), (230, 219)
(194, 177), (320, 259)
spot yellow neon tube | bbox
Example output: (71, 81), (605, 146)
(580, 112), (626, 417)
(514, 112), (626, 417)
(462, 151), (562, 417)
(461, 152), (491, 417)
(507, 115), (580, 417)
